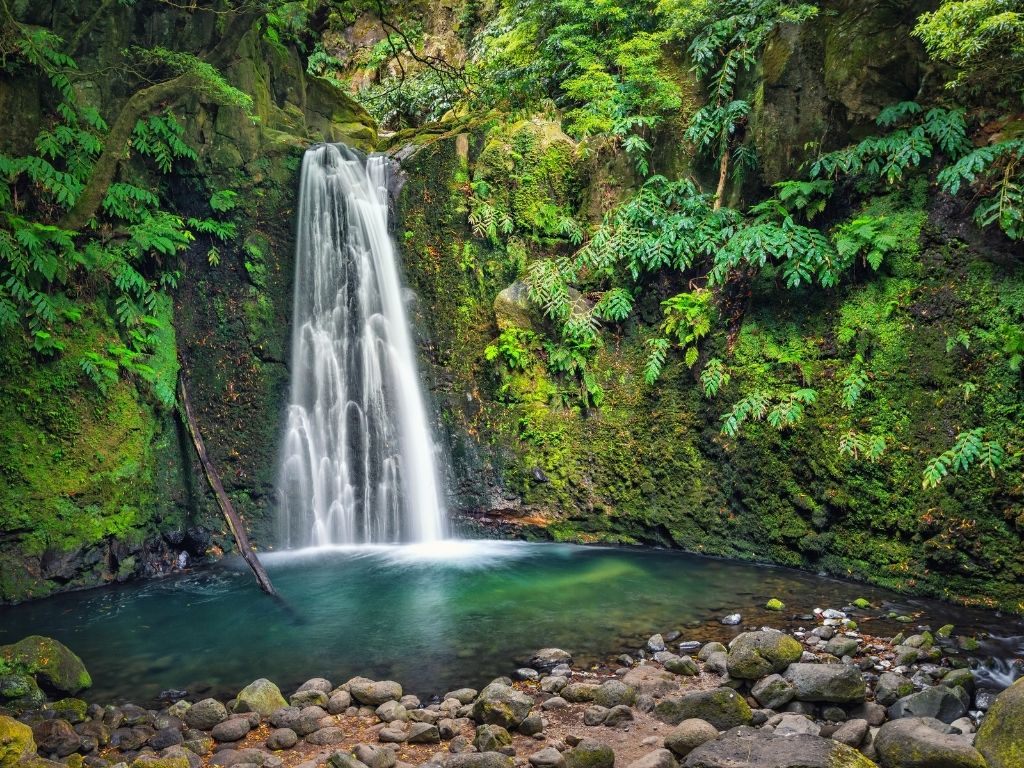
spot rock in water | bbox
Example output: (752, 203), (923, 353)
(654, 688), (752, 730)
(233, 679), (287, 716)
(875, 717), (986, 768)
(720, 615), (742, 626)
(0, 636), (92, 694)
(681, 728), (877, 768)
(528, 649), (573, 673)
(975, 677), (1024, 768)
(783, 663), (866, 703)
(726, 631), (803, 680)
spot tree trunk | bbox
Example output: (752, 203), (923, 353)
(713, 146), (731, 211)
(177, 363), (277, 597)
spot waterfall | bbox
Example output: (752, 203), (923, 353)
(277, 144), (446, 547)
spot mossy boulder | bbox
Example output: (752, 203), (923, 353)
(0, 715), (36, 767)
(232, 679), (287, 716)
(0, 636), (91, 695)
(681, 727), (878, 768)
(48, 699), (87, 724)
(726, 630), (803, 680)
(129, 755), (190, 768)
(654, 688), (753, 730)
(563, 738), (614, 768)
(470, 683), (533, 729)
(875, 717), (986, 768)
(976, 677), (1024, 768)
(783, 663), (866, 703)
(764, 599), (784, 611)
(0, 674), (45, 711)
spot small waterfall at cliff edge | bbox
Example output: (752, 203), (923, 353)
(276, 144), (446, 547)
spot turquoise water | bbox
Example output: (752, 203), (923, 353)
(0, 542), (1018, 704)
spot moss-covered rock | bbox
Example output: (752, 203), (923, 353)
(232, 679), (287, 716)
(654, 688), (753, 730)
(976, 677), (1024, 768)
(0, 715), (36, 768)
(0, 637), (90, 695)
(726, 630), (803, 679)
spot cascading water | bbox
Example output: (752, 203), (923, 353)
(277, 144), (446, 547)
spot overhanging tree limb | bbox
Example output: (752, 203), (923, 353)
(177, 360), (277, 597)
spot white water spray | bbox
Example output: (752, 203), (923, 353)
(277, 144), (446, 547)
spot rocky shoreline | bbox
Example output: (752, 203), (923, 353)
(2, 605), (1022, 768)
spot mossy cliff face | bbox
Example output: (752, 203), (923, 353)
(0, 1), (375, 602)
(393, 3), (1023, 612)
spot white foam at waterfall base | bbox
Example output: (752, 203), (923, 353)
(257, 540), (551, 569)
(277, 144), (446, 547)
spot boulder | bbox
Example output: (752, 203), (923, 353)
(654, 688), (752, 730)
(211, 717), (252, 743)
(682, 728), (878, 768)
(604, 705), (634, 727)
(783, 664), (866, 703)
(494, 282), (539, 332)
(131, 756), (190, 768)
(233, 680), (287, 716)
(32, 719), (82, 757)
(0, 636), (92, 694)
(291, 690), (329, 708)
(975, 677), (1024, 768)
(825, 637), (860, 658)
(874, 673), (913, 706)
(471, 684), (533, 729)
(307, 727), (347, 745)
(445, 689), (479, 705)
(2, 715), (35, 765)
(328, 692), (353, 715)
(832, 718), (869, 747)
(327, 754), (369, 768)
(592, 680), (636, 709)
(875, 717), (986, 768)
(474, 725), (512, 753)
(529, 747), (566, 768)
(726, 631), (803, 680)
(665, 657), (698, 676)
(348, 678), (403, 707)
(296, 679), (333, 694)
(750, 674), (796, 710)
(354, 743), (397, 768)
(407, 722), (440, 744)
(625, 750), (674, 768)
(664, 719), (718, 758)
(887, 686), (968, 724)
(563, 738), (614, 768)
(266, 728), (298, 750)
(184, 699), (228, 731)
(447, 754), (515, 768)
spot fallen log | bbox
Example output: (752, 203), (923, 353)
(177, 362), (277, 597)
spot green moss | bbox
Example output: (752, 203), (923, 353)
(0, 636), (91, 694)
(0, 715), (35, 766)
(976, 678), (1024, 768)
